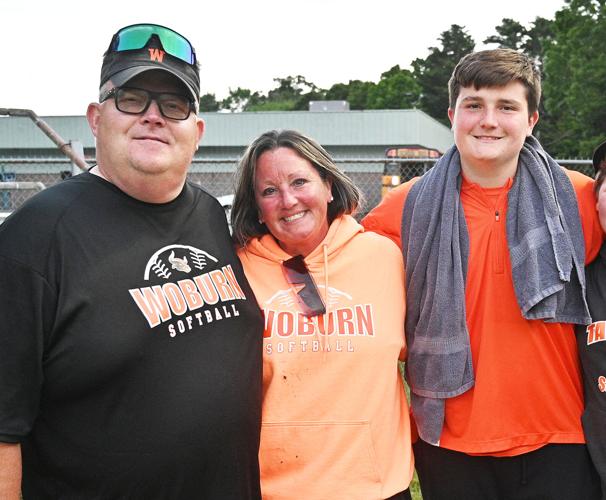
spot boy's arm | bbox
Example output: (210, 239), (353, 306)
(361, 180), (415, 249)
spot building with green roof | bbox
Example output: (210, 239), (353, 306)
(0, 108), (453, 214)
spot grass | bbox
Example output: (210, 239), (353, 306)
(400, 362), (423, 499)
(410, 471), (423, 499)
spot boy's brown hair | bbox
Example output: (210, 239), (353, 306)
(448, 48), (541, 116)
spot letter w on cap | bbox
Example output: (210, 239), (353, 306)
(148, 48), (165, 62)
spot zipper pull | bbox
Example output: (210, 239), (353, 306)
(495, 210), (500, 222)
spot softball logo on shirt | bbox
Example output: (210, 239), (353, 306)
(585, 322), (606, 393)
(262, 285), (375, 355)
(586, 321), (606, 345)
(129, 244), (247, 338)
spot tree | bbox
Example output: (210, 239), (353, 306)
(199, 93), (219, 112)
(522, 17), (555, 67)
(245, 75), (326, 111)
(220, 87), (253, 112)
(346, 80), (377, 109)
(267, 76), (318, 101)
(325, 83), (350, 101)
(220, 87), (265, 112)
(366, 65), (421, 109)
(484, 18), (527, 49)
(484, 16), (554, 69)
(541, 0), (606, 156)
(294, 89), (327, 111)
(485, 16), (555, 142)
(323, 80), (376, 110)
(412, 24), (476, 125)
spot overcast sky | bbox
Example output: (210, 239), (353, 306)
(1, 0), (565, 116)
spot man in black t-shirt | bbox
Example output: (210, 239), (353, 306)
(0, 24), (263, 499)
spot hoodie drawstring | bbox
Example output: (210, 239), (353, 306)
(321, 243), (329, 359)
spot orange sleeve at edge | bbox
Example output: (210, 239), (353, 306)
(565, 168), (604, 264)
(361, 181), (414, 249)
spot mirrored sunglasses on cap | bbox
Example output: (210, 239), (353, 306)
(282, 255), (326, 317)
(108, 23), (196, 65)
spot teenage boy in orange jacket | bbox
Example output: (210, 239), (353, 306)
(363, 48), (603, 500)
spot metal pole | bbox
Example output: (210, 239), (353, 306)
(0, 108), (89, 171)
(0, 181), (46, 191)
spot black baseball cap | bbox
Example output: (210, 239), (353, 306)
(593, 140), (606, 173)
(99, 24), (200, 103)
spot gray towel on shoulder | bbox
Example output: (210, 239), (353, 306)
(509, 136), (589, 323)
(402, 135), (589, 446)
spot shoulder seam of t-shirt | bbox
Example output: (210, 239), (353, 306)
(0, 175), (98, 284)
(0, 253), (55, 292)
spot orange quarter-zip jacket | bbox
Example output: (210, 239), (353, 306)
(363, 170), (602, 456)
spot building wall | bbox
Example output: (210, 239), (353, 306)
(0, 109), (453, 214)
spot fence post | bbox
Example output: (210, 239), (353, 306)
(69, 141), (85, 176)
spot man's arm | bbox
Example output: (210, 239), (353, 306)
(0, 442), (21, 500)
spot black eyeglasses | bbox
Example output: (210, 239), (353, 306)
(282, 255), (326, 317)
(100, 86), (195, 120)
(108, 24), (196, 65)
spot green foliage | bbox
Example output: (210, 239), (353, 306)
(220, 87), (254, 112)
(208, 2), (605, 162)
(484, 18), (527, 49)
(367, 66), (421, 110)
(541, 0), (606, 156)
(325, 82), (350, 101)
(523, 17), (555, 66)
(344, 80), (377, 109)
(484, 16), (554, 74)
(412, 25), (476, 125)
(294, 90), (327, 111)
(237, 75), (325, 112)
(410, 472), (423, 500)
(247, 99), (296, 112)
(198, 93), (219, 112)
(485, 16), (555, 143)
(267, 75), (317, 101)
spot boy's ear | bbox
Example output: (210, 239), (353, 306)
(448, 108), (455, 127)
(527, 110), (539, 135)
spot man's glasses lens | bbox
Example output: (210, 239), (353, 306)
(282, 255), (326, 317)
(111, 24), (195, 64)
(103, 87), (193, 120)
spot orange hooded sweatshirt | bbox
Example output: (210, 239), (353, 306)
(238, 215), (414, 500)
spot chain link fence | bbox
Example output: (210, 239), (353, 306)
(0, 156), (594, 223)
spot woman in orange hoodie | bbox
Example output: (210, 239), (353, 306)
(231, 129), (413, 500)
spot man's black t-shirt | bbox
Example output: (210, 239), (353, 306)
(0, 173), (263, 499)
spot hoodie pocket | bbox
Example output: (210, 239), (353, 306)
(260, 420), (383, 500)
